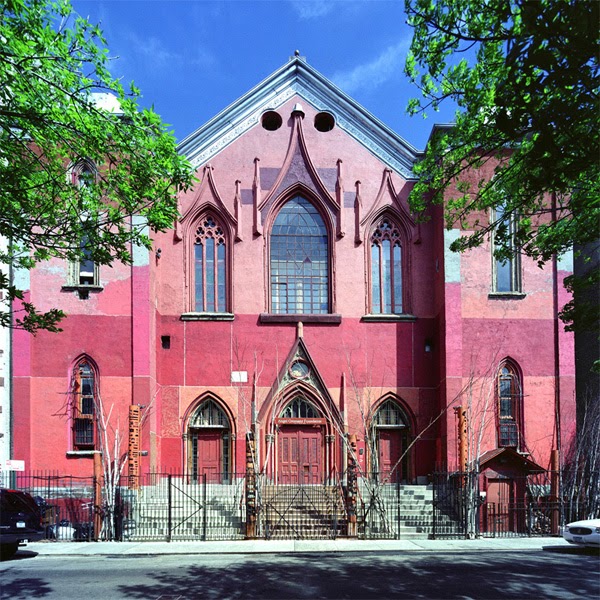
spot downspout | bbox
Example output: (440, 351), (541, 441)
(551, 192), (562, 457)
(551, 192), (562, 531)
(8, 238), (14, 484)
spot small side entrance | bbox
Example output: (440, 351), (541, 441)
(278, 425), (323, 484)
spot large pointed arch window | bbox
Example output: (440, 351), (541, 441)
(193, 214), (228, 313)
(72, 359), (97, 450)
(270, 196), (329, 314)
(497, 361), (522, 448)
(370, 216), (403, 314)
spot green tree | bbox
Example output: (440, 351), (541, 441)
(404, 0), (599, 330)
(0, 0), (193, 332)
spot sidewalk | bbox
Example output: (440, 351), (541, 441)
(25, 537), (572, 556)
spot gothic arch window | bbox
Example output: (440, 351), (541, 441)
(371, 398), (411, 483)
(72, 359), (97, 450)
(497, 361), (522, 448)
(370, 216), (404, 314)
(193, 214), (229, 313)
(188, 397), (232, 482)
(270, 196), (329, 314)
(280, 397), (320, 419)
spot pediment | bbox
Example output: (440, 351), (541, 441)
(257, 335), (341, 427)
(178, 57), (420, 179)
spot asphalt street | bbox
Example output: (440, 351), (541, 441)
(1, 541), (599, 600)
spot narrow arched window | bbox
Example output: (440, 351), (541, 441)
(371, 217), (403, 314)
(497, 362), (522, 448)
(69, 161), (99, 288)
(492, 205), (521, 293)
(194, 215), (228, 312)
(270, 196), (329, 314)
(72, 360), (97, 449)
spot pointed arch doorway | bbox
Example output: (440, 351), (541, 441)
(187, 398), (233, 483)
(371, 398), (412, 483)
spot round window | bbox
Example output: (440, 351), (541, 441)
(289, 360), (309, 379)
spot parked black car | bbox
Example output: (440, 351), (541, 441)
(0, 489), (44, 559)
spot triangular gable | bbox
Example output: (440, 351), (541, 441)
(180, 164), (237, 232)
(178, 56), (420, 179)
(361, 168), (416, 234)
(479, 448), (545, 475)
(257, 334), (341, 429)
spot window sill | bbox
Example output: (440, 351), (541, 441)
(181, 312), (235, 321)
(66, 450), (98, 457)
(62, 285), (103, 291)
(488, 292), (526, 300)
(259, 313), (342, 324)
(361, 313), (417, 323)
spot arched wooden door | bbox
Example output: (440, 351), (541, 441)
(372, 399), (411, 483)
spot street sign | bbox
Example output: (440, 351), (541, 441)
(1, 460), (25, 471)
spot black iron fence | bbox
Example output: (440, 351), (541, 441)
(6, 469), (584, 542)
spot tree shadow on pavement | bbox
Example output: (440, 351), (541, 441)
(114, 551), (599, 600)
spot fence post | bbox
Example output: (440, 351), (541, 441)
(245, 432), (257, 539)
(202, 473), (207, 541)
(396, 476), (401, 540)
(167, 474), (172, 543)
(345, 435), (358, 537)
(93, 452), (102, 541)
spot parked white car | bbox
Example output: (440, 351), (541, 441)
(562, 518), (600, 547)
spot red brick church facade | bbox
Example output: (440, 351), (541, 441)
(11, 57), (575, 496)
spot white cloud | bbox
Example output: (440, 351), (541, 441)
(125, 32), (216, 73)
(289, 0), (337, 19)
(331, 40), (410, 95)
(128, 33), (182, 69)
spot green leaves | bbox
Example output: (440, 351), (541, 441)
(405, 0), (599, 331)
(0, 0), (194, 332)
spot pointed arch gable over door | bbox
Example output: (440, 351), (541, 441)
(370, 396), (414, 484)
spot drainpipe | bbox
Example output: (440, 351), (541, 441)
(8, 238), (14, 486)
(551, 192), (562, 530)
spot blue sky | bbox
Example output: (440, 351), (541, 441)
(72, 0), (456, 149)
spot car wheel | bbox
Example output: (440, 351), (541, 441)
(0, 543), (19, 560)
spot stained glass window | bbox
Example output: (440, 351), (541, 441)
(497, 363), (521, 447)
(271, 197), (329, 314)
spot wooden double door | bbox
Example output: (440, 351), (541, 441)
(278, 425), (323, 484)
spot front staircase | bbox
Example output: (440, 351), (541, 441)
(259, 484), (346, 539)
(122, 478), (454, 541)
(358, 482), (456, 539)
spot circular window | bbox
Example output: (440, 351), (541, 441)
(289, 360), (310, 379)
(314, 112), (335, 132)
(261, 111), (282, 131)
